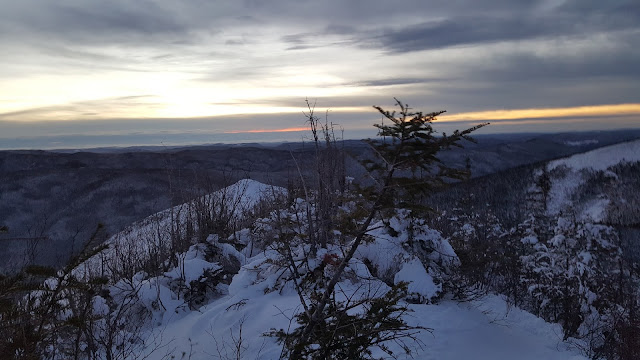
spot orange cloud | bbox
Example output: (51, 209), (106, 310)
(440, 103), (640, 122)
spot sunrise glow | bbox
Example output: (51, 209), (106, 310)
(441, 104), (640, 122)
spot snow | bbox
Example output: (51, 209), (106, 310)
(143, 290), (587, 360)
(545, 166), (583, 216)
(163, 245), (222, 284)
(400, 296), (586, 360)
(545, 139), (640, 219)
(394, 259), (439, 299)
(581, 197), (610, 222)
(74, 179), (285, 279)
(564, 139), (598, 146)
(67, 179), (588, 359)
(521, 235), (539, 245)
(355, 215), (450, 301)
(549, 138), (640, 172)
(223, 178), (287, 213)
(122, 234), (587, 360)
(133, 207), (585, 360)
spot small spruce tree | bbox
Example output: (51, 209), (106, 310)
(283, 98), (488, 358)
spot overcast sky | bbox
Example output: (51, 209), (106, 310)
(1, 0), (639, 147)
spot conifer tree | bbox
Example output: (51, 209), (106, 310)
(286, 98), (488, 358)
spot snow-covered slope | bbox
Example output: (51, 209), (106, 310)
(549, 138), (640, 172)
(545, 139), (640, 221)
(71, 179), (588, 359)
(74, 179), (285, 278)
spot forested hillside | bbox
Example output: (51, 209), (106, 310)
(3, 130), (639, 270)
(429, 139), (640, 358)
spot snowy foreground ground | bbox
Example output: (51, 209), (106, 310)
(108, 180), (588, 360)
(76, 163), (622, 360)
(145, 286), (585, 360)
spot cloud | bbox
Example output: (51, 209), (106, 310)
(370, 5), (640, 53)
(3, 1), (638, 52)
(484, 51), (640, 83)
(224, 126), (309, 134)
(0, 1), (190, 46)
(0, 96), (158, 122)
(350, 77), (446, 87)
(1, 0), (639, 143)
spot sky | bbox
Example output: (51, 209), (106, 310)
(1, 0), (639, 149)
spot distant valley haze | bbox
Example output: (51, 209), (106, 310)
(1, 0), (639, 150)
